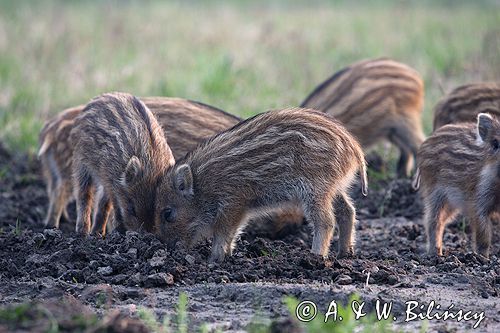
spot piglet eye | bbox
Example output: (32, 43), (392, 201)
(492, 139), (499, 150)
(161, 207), (175, 223)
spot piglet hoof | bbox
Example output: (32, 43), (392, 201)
(91, 231), (106, 239)
(337, 249), (355, 259)
(476, 250), (490, 260)
(43, 220), (57, 229)
(423, 252), (444, 265)
(209, 251), (226, 264)
(74, 230), (89, 238)
(208, 255), (225, 264)
(427, 247), (443, 258)
(310, 249), (329, 261)
(75, 228), (89, 237)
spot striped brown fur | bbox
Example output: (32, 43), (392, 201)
(38, 97), (241, 231)
(433, 82), (500, 131)
(415, 114), (500, 257)
(301, 58), (425, 177)
(155, 108), (368, 262)
(39, 105), (84, 225)
(70, 92), (176, 235)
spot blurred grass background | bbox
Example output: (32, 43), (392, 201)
(0, 0), (498, 154)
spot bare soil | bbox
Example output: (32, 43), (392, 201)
(0, 143), (499, 332)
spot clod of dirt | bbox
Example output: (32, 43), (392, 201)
(143, 272), (175, 287)
(335, 274), (353, 285)
(98, 266), (114, 276)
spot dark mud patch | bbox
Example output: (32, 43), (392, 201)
(1, 218), (498, 293)
(352, 151), (423, 220)
(352, 177), (423, 219)
(1, 148), (499, 332)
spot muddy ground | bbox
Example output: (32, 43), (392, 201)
(0, 143), (499, 332)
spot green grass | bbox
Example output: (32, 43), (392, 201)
(14, 218), (21, 236)
(0, 303), (32, 326)
(0, 0), (498, 153)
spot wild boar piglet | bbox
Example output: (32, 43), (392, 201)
(301, 58), (425, 177)
(70, 92), (175, 235)
(39, 97), (240, 231)
(415, 113), (500, 257)
(433, 82), (500, 131)
(155, 108), (368, 262)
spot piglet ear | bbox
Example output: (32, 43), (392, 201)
(174, 164), (193, 198)
(477, 113), (493, 143)
(123, 156), (143, 185)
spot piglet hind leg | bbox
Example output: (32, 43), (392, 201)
(209, 210), (246, 263)
(91, 190), (112, 237)
(389, 121), (424, 178)
(43, 159), (58, 228)
(74, 166), (94, 235)
(396, 148), (414, 179)
(44, 163), (73, 228)
(44, 182), (68, 229)
(471, 215), (492, 258)
(112, 199), (126, 234)
(305, 198), (335, 258)
(62, 204), (71, 223)
(424, 191), (456, 256)
(334, 193), (356, 258)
